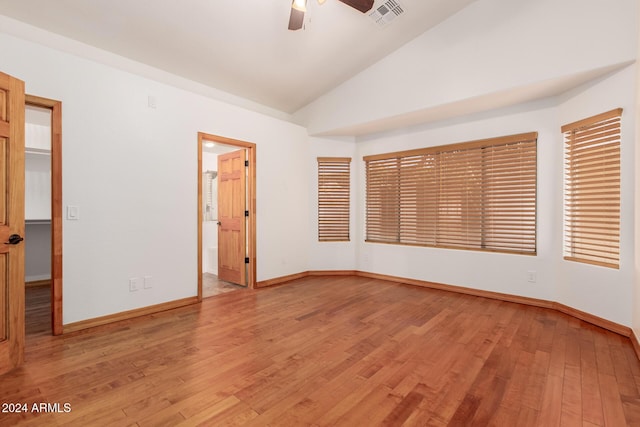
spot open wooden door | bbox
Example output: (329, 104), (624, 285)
(217, 149), (246, 286)
(0, 72), (26, 376)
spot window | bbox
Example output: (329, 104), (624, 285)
(563, 109), (622, 268)
(317, 157), (351, 242)
(365, 132), (537, 254)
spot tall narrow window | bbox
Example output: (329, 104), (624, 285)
(365, 132), (537, 255)
(563, 108), (622, 268)
(318, 157), (351, 242)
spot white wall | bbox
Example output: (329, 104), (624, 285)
(0, 30), (311, 324)
(298, 0), (637, 136)
(25, 152), (51, 220)
(25, 223), (50, 282)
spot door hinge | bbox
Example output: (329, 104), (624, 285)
(245, 160), (249, 167)
(245, 210), (249, 217)
(245, 257), (250, 264)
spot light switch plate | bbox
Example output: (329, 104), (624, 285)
(129, 278), (141, 292)
(66, 205), (79, 220)
(143, 276), (153, 289)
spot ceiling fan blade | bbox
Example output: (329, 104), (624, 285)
(288, 4), (305, 30)
(337, 0), (375, 13)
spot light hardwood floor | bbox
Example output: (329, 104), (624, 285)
(3, 276), (640, 426)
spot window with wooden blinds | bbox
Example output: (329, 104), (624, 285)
(364, 132), (537, 255)
(562, 108), (622, 269)
(318, 157), (351, 242)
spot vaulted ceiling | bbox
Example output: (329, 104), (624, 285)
(0, 0), (478, 114)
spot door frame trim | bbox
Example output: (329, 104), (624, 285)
(197, 132), (256, 300)
(25, 95), (63, 335)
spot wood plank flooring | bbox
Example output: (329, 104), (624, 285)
(2, 276), (640, 426)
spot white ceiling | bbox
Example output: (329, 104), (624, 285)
(0, 0), (478, 114)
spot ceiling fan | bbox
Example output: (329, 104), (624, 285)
(288, 0), (375, 31)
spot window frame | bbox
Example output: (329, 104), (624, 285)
(364, 132), (538, 255)
(562, 108), (622, 269)
(317, 157), (351, 242)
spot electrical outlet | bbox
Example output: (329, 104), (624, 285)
(129, 278), (141, 292)
(143, 276), (153, 289)
(526, 270), (537, 283)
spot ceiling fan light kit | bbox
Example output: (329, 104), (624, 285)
(288, 0), (375, 31)
(292, 0), (307, 12)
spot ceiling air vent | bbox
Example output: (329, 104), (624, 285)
(369, 0), (405, 27)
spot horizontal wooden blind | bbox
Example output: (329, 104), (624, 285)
(562, 108), (622, 269)
(365, 132), (537, 254)
(317, 157), (351, 242)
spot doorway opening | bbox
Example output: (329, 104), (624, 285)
(197, 132), (256, 301)
(24, 95), (62, 335)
